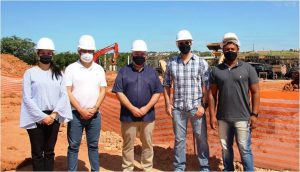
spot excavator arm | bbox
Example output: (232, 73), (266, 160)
(93, 43), (119, 65)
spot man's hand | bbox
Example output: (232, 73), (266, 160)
(165, 104), (174, 118)
(210, 116), (218, 130)
(78, 108), (94, 120)
(88, 107), (98, 114)
(130, 106), (144, 117)
(249, 116), (258, 131)
(195, 105), (205, 117)
(140, 106), (148, 116)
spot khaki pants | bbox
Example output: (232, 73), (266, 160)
(121, 121), (155, 172)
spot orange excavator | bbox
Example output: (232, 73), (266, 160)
(93, 43), (119, 65)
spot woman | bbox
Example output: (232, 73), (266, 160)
(20, 37), (72, 171)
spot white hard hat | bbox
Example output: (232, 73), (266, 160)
(35, 37), (55, 50)
(78, 34), (96, 50)
(220, 32), (240, 48)
(176, 30), (193, 41)
(131, 40), (148, 52)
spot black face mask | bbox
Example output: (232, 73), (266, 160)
(39, 55), (52, 64)
(224, 51), (238, 61)
(179, 44), (191, 54)
(132, 56), (145, 65)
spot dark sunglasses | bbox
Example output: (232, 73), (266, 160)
(178, 41), (191, 45)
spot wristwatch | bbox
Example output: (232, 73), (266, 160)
(201, 102), (208, 109)
(250, 112), (258, 117)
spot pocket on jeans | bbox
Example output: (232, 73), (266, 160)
(189, 108), (198, 117)
(172, 108), (180, 118)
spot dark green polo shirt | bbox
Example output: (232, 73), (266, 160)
(210, 61), (259, 121)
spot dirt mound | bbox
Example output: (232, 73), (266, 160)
(1, 54), (31, 77)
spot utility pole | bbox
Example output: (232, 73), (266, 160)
(104, 54), (107, 71)
(253, 43), (255, 52)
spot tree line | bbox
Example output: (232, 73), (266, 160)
(1, 36), (130, 70)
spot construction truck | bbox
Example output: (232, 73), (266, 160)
(93, 43), (118, 71)
(205, 42), (224, 65)
(158, 59), (167, 76)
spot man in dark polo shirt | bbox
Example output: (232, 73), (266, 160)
(112, 40), (163, 171)
(208, 32), (260, 171)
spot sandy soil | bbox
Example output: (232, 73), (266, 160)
(1, 54), (294, 171)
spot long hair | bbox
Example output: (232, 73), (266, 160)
(50, 61), (62, 80)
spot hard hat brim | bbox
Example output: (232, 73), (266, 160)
(78, 45), (96, 51)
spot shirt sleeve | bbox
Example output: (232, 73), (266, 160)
(200, 59), (210, 90)
(53, 76), (73, 123)
(162, 60), (172, 87)
(209, 66), (217, 85)
(99, 67), (107, 87)
(153, 71), (164, 94)
(248, 64), (259, 85)
(64, 65), (73, 87)
(112, 68), (124, 93)
(20, 70), (47, 124)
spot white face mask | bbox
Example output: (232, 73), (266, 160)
(80, 53), (93, 63)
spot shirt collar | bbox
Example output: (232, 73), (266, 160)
(129, 63), (145, 72)
(177, 53), (196, 63)
(76, 60), (95, 70)
(223, 60), (243, 69)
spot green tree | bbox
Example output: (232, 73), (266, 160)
(1, 35), (37, 64)
(198, 51), (211, 57)
(53, 52), (79, 70)
(117, 53), (130, 69)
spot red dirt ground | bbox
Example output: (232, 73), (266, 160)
(1, 54), (297, 171)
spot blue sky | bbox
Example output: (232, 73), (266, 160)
(1, 1), (299, 52)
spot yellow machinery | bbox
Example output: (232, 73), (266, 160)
(206, 42), (224, 64)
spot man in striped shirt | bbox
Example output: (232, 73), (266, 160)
(163, 30), (210, 171)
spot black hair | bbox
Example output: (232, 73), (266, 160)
(50, 61), (62, 80)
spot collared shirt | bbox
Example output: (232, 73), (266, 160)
(20, 66), (73, 129)
(65, 60), (107, 109)
(210, 60), (259, 121)
(163, 54), (210, 111)
(112, 64), (164, 122)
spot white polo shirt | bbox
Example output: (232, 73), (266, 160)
(65, 60), (107, 109)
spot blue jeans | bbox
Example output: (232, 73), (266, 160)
(218, 120), (254, 171)
(67, 110), (101, 171)
(172, 108), (210, 171)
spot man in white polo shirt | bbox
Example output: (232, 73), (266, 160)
(65, 34), (107, 171)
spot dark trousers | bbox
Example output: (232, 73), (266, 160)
(27, 111), (60, 171)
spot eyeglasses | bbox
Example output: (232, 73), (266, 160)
(178, 41), (191, 46)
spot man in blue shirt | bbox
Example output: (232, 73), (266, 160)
(112, 40), (164, 171)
